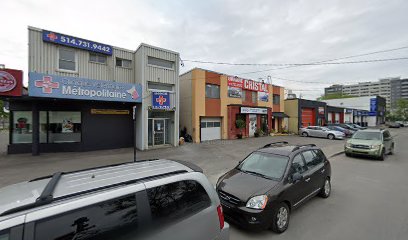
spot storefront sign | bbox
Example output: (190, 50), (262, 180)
(258, 92), (269, 102)
(29, 72), (142, 102)
(42, 30), (113, 55)
(152, 92), (170, 109)
(241, 107), (267, 114)
(91, 109), (130, 115)
(345, 109), (353, 114)
(0, 69), (23, 97)
(318, 107), (325, 115)
(227, 76), (268, 98)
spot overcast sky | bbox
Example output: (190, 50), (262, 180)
(1, 0), (408, 99)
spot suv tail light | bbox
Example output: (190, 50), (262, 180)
(217, 205), (224, 229)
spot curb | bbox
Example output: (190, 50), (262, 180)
(329, 151), (345, 159)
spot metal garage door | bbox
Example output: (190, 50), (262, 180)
(301, 108), (315, 127)
(201, 117), (221, 141)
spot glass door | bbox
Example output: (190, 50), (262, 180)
(153, 119), (165, 146)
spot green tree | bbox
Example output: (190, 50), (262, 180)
(395, 99), (408, 121)
(0, 100), (8, 118)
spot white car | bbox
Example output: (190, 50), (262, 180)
(300, 126), (345, 140)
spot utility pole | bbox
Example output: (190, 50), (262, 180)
(133, 106), (137, 162)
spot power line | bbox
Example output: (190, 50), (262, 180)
(237, 45), (408, 75)
(183, 57), (408, 67)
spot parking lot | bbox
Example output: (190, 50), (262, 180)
(0, 128), (407, 239)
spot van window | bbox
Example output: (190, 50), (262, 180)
(147, 180), (211, 227)
(34, 194), (139, 240)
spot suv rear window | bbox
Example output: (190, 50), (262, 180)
(34, 194), (139, 240)
(147, 180), (211, 227)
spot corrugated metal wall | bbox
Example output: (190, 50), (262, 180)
(142, 45), (179, 85)
(29, 28), (134, 83)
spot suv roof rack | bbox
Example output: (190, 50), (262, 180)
(292, 144), (316, 152)
(1, 169), (188, 217)
(262, 141), (289, 148)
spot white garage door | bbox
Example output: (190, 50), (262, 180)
(201, 118), (221, 141)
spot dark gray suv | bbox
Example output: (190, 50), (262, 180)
(0, 159), (229, 240)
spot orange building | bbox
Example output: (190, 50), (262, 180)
(180, 68), (287, 143)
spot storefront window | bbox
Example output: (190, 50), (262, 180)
(251, 91), (257, 103)
(242, 90), (246, 101)
(205, 84), (220, 98)
(11, 111), (32, 144)
(48, 111), (81, 143)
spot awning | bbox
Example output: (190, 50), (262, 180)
(272, 112), (289, 118)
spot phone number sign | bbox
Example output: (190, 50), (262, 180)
(43, 30), (113, 55)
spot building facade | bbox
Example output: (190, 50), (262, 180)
(322, 96), (386, 126)
(179, 68), (287, 143)
(325, 77), (408, 110)
(5, 27), (179, 154)
(284, 98), (327, 134)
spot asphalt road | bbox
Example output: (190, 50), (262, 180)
(230, 128), (408, 240)
(0, 128), (407, 240)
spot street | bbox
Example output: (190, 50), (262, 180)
(0, 128), (407, 239)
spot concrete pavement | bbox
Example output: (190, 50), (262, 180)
(0, 134), (345, 187)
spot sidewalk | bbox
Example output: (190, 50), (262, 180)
(0, 135), (345, 187)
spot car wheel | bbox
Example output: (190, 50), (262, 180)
(271, 202), (290, 233)
(388, 144), (394, 155)
(378, 148), (385, 161)
(302, 132), (308, 137)
(319, 178), (331, 198)
(327, 134), (335, 140)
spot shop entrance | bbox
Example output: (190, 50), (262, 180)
(249, 114), (257, 137)
(148, 118), (170, 146)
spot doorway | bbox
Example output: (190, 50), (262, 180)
(148, 118), (169, 146)
(249, 114), (257, 137)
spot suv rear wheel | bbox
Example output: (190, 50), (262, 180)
(271, 202), (290, 233)
(319, 178), (331, 198)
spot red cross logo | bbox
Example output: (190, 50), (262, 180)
(34, 76), (59, 94)
(47, 32), (58, 41)
(156, 95), (167, 105)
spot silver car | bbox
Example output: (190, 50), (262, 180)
(0, 159), (229, 240)
(300, 126), (345, 140)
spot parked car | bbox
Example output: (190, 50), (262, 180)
(216, 142), (331, 233)
(387, 122), (401, 128)
(395, 121), (405, 127)
(337, 123), (360, 131)
(299, 126), (345, 140)
(327, 125), (355, 137)
(345, 129), (394, 160)
(0, 159), (229, 240)
(350, 124), (367, 130)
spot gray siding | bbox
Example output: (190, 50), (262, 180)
(28, 27), (134, 83)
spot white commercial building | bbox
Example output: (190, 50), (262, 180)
(322, 96), (386, 127)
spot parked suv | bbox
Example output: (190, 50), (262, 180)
(0, 159), (229, 240)
(345, 129), (394, 160)
(216, 142), (331, 233)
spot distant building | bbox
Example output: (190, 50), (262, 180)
(324, 84), (343, 96)
(321, 96), (386, 126)
(324, 77), (408, 110)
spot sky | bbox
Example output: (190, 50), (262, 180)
(1, 0), (408, 99)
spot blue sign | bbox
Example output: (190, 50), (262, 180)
(370, 98), (377, 112)
(152, 92), (170, 109)
(43, 30), (112, 55)
(28, 72), (142, 103)
(345, 109), (353, 114)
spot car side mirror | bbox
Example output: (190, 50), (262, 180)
(292, 172), (303, 183)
